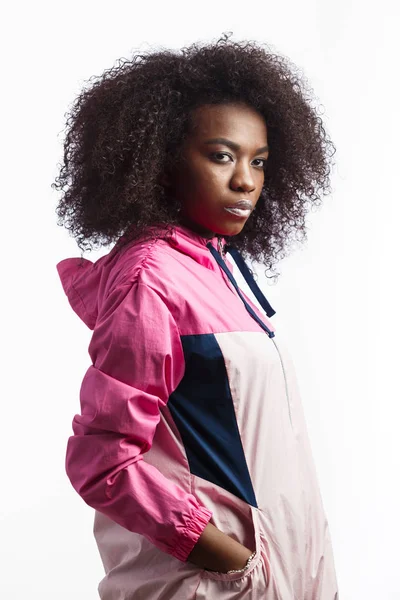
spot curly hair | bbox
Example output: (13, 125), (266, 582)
(52, 32), (336, 277)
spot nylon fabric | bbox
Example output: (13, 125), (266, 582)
(56, 223), (339, 599)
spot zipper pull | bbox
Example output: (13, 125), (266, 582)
(217, 236), (226, 261)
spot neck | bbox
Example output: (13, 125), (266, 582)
(178, 216), (216, 240)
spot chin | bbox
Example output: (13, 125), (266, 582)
(214, 221), (246, 237)
(183, 214), (246, 238)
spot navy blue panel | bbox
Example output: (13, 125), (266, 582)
(168, 334), (257, 507)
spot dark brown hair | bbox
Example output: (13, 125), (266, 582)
(53, 33), (336, 277)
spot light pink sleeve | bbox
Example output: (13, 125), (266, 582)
(65, 281), (212, 562)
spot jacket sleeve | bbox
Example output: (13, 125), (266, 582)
(65, 280), (213, 562)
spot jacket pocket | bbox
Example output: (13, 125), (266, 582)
(194, 506), (271, 599)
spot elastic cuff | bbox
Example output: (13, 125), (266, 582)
(172, 505), (213, 562)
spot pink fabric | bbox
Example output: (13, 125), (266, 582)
(56, 224), (338, 599)
(58, 251), (214, 561)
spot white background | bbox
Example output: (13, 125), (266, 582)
(1, 1), (399, 598)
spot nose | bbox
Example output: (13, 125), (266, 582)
(229, 160), (256, 193)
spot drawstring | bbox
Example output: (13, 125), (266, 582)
(209, 240), (296, 430)
(207, 242), (275, 339)
(226, 247), (276, 318)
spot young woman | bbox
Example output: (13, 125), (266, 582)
(54, 34), (339, 599)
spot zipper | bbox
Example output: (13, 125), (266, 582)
(216, 237), (236, 298)
(271, 338), (294, 431)
(217, 236), (226, 261)
(207, 242), (275, 341)
(210, 239), (294, 433)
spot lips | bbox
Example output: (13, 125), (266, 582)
(223, 199), (253, 219)
(225, 200), (253, 210)
(224, 207), (252, 218)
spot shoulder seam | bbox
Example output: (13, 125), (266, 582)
(107, 236), (162, 294)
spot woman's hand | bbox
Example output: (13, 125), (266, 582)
(187, 522), (254, 573)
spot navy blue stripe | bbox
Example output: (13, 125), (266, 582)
(207, 243), (275, 339)
(168, 334), (258, 507)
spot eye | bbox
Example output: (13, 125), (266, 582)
(252, 158), (268, 169)
(211, 152), (233, 163)
(210, 152), (268, 169)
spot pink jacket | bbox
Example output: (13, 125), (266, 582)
(56, 224), (339, 599)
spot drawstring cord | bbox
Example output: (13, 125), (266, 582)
(207, 241), (275, 338)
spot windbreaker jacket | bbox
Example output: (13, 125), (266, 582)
(56, 224), (339, 600)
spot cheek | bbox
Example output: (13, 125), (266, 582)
(187, 168), (223, 200)
(178, 163), (209, 190)
(256, 173), (265, 193)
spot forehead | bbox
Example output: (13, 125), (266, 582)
(188, 102), (267, 141)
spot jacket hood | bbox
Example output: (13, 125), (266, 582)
(56, 224), (229, 330)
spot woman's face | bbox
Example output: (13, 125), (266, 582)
(166, 102), (269, 239)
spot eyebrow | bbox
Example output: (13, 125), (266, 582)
(204, 137), (269, 154)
